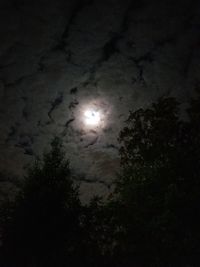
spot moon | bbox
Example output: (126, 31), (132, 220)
(84, 109), (101, 126)
(75, 99), (110, 131)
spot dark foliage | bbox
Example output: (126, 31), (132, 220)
(1, 94), (200, 267)
(112, 95), (200, 267)
(0, 138), (82, 267)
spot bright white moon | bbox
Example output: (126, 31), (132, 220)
(84, 110), (101, 126)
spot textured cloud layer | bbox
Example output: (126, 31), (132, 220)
(0, 0), (200, 201)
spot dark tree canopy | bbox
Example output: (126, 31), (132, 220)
(113, 95), (200, 267)
(1, 95), (200, 267)
(1, 137), (81, 267)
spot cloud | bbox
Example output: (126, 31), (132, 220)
(0, 0), (199, 201)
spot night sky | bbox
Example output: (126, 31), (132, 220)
(0, 0), (200, 202)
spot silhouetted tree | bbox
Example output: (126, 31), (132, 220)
(112, 96), (200, 267)
(78, 196), (119, 267)
(1, 94), (200, 267)
(1, 137), (82, 267)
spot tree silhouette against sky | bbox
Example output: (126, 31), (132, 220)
(1, 94), (200, 267)
(1, 138), (82, 267)
(112, 94), (200, 267)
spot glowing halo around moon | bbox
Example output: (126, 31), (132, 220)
(75, 99), (111, 131)
(84, 109), (101, 126)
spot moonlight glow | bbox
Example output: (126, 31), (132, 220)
(84, 109), (101, 126)
(78, 99), (110, 130)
